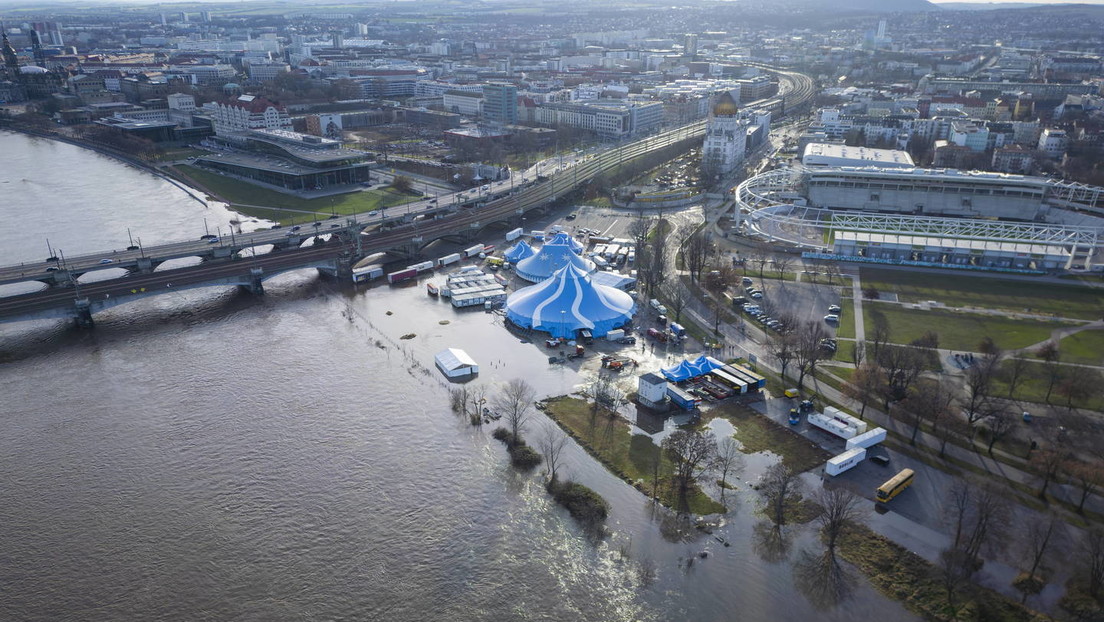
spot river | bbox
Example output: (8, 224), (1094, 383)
(0, 130), (917, 621)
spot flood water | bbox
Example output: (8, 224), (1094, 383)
(0, 131), (917, 621)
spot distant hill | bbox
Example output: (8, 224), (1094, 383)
(934, 2), (1045, 9)
(780, 0), (938, 12)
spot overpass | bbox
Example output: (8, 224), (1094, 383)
(0, 68), (814, 327)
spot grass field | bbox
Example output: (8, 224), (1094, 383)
(835, 298), (856, 339)
(708, 402), (830, 473)
(860, 267), (1104, 321)
(991, 359), (1104, 412)
(1059, 328), (1104, 366)
(864, 302), (1075, 352)
(541, 397), (725, 515)
(174, 165), (417, 223)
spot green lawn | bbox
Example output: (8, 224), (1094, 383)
(1059, 328), (1104, 366)
(991, 359), (1104, 412)
(541, 397), (725, 515)
(174, 165), (417, 224)
(864, 302), (1075, 352)
(835, 298), (856, 339)
(860, 267), (1104, 320)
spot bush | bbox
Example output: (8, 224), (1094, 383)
(549, 480), (609, 524)
(508, 444), (543, 470)
(492, 427), (512, 443)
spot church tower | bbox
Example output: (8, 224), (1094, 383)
(701, 91), (747, 181)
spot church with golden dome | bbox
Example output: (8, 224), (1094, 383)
(701, 91), (771, 182)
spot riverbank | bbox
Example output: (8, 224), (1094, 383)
(539, 396), (726, 515)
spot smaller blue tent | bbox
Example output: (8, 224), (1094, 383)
(660, 356), (725, 382)
(502, 240), (536, 263)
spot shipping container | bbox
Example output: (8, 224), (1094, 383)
(506, 228), (524, 242)
(667, 385), (701, 410)
(463, 244), (485, 258)
(846, 427), (887, 451)
(708, 369), (748, 394)
(530, 230), (546, 241)
(825, 448), (867, 476)
(437, 253), (462, 268)
(727, 363), (765, 389)
(387, 268), (417, 284)
(351, 264), (384, 283)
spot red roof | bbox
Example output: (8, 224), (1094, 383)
(227, 95), (284, 113)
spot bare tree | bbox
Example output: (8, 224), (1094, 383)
(876, 342), (929, 407)
(1035, 342), (1062, 404)
(1067, 459), (1104, 514)
(1020, 515), (1058, 597)
(960, 345), (1003, 433)
(538, 423), (570, 485)
(468, 385), (488, 426)
(842, 362), (887, 422)
(984, 408), (1016, 456)
(660, 281), (690, 324)
(1058, 366), (1101, 413)
(1002, 355), (1031, 400)
(1085, 528), (1104, 598)
(683, 229), (715, 282)
(585, 374), (624, 422)
(1031, 448), (1071, 499)
(762, 462), (803, 526)
(793, 320), (829, 388)
(748, 250), (770, 283)
(627, 214), (653, 260)
(816, 488), (860, 557)
(772, 254), (795, 280)
(493, 378), (537, 446)
(765, 331), (798, 382)
(901, 378), (955, 446)
(713, 437), (744, 508)
(662, 429), (717, 505)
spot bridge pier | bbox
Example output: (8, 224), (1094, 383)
(243, 267), (265, 295)
(74, 298), (94, 329)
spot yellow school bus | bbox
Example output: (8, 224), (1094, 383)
(876, 468), (915, 502)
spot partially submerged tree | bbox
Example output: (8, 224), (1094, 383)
(762, 462), (803, 526)
(494, 378), (537, 445)
(538, 423), (571, 485)
(662, 429), (717, 504)
(712, 437), (744, 508)
(816, 488), (860, 558)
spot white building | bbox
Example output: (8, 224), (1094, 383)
(204, 95), (292, 136)
(247, 61), (290, 82)
(802, 143), (915, 168)
(1037, 128), (1069, 159)
(701, 92), (748, 179)
(443, 90), (483, 116)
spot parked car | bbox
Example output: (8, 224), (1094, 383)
(750, 291), (763, 300)
(824, 314), (840, 323)
(828, 304), (842, 314)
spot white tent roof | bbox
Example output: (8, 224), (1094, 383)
(435, 348), (477, 370)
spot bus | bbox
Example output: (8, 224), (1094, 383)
(876, 468), (915, 502)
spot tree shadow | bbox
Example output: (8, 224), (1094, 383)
(752, 520), (793, 564)
(793, 549), (855, 611)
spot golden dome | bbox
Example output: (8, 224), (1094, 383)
(713, 91), (738, 117)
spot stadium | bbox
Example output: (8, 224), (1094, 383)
(736, 162), (1104, 273)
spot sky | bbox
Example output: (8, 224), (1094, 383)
(930, 0), (1104, 3)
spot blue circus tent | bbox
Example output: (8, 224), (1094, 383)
(661, 355), (725, 382)
(502, 240), (536, 263)
(506, 264), (636, 339)
(515, 242), (595, 283)
(544, 231), (584, 254)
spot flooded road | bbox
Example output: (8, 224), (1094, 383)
(0, 130), (918, 620)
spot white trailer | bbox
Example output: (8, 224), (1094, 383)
(437, 253), (462, 268)
(463, 244), (485, 258)
(825, 447), (867, 476)
(351, 264), (384, 283)
(408, 261), (435, 273)
(506, 227), (524, 242)
(846, 427), (887, 451)
(807, 412), (863, 440)
(606, 329), (625, 342)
